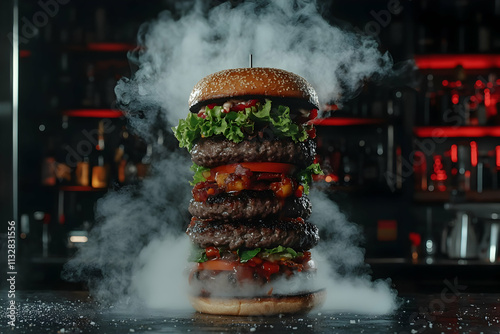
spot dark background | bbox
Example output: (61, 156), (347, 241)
(1, 0), (499, 292)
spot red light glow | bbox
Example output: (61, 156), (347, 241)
(63, 109), (123, 118)
(470, 141), (478, 167)
(496, 146), (500, 168)
(485, 89), (491, 107)
(309, 117), (385, 126)
(409, 232), (422, 247)
(442, 80), (449, 86)
(451, 144), (458, 163)
(415, 54), (500, 69)
(87, 43), (135, 52)
(452, 94), (460, 104)
(20, 50), (31, 58)
(414, 126), (500, 138)
(431, 155), (447, 191)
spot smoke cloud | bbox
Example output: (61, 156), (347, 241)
(64, 0), (400, 315)
(114, 0), (395, 138)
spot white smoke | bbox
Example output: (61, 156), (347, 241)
(115, 0), (394, 136)
(65, 0), (401, 315)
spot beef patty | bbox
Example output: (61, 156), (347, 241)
(191, 137), (316, 168)
(186, 217), (319, 250)
(188, 191), (312, 222)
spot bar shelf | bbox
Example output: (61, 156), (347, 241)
(415, 54), (500, 70)
(414, 126), (500, 138)
(414, 190), (500, 203)
(310, 117), (386, 126)
(62, 109), (124, 118)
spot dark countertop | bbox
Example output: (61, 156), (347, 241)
(1, 291), (500, 333)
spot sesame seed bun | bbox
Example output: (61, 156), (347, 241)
(189, 289), (326, 316)
(188, 67), (319, 112)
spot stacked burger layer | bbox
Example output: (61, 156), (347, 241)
(174, 68), (325, 315)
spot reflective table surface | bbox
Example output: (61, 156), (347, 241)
(1, 290), (499, 333)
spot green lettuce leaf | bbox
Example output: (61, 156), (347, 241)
(189, 246), (304, 264)
(188, 247), (208, 263)
(238, 248), (261, 263)
(172, 100), (310, 151)
(190, 164), (210, 186)
(297, 163), (324, 194)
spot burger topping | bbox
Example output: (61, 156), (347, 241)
(173, 99), (315, 151)
(192, 172), (300, 202)
(190, 162), (322, 198)
(190, 245), (307, 263)
(188, 246), (313, 282)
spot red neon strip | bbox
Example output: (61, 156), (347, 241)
(63, 109), (123, 118)
(496, 146), (500, 168)
(415, 54), (500, 70)
(310, 117), (385, 126)
(87, 43), (136, 52)
(470, 141), (478, 167)
(451, 144), (458, 163)
(20, 50), (31, 58)
(414, 126), (500, 138)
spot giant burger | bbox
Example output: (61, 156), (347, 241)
(174, 67), (325, 316)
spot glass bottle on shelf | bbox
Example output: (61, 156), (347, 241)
(362, 142), (380, 188)
(114, 126), (132, 185)
(58, 52), (73, 110)
(82, 63), (101, 108)
(136, 144), (152, 180)
(340, 140), (357, 186)
(41, 136), (57, 186)
(75, 156), (90, 187)
(477, 13), (491, 52)
(423, 74), (439, 126)
(91, 120), (108, 188)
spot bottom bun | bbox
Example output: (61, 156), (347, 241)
(189, 289), (326, 316)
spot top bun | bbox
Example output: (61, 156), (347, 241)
(188, 67), (319, 111)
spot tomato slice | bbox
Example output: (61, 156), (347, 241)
(198, 259), (238, 271)
(211, 162), (295, 175)
(205, 247), (220, 259)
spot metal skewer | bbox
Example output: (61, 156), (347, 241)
(249, 54), (253, 68)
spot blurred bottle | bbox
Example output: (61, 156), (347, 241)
(416, 0), (437, 53)
(57, 53), (73, 110)
(75, 156), (90, 187)
(340, 140), (357, 186)
(492, 0), (500, 51)
(362, 142), (380, 188)
(423, 74), (439, 125)
(114, 127), (132, 185)
(477, 13), (491, 52)
(81, 63), (101, 108)
(41, 136), (57, 186)
(136, 144), (152, 180)
(95, 7), (107, 42)
(91, 120), (108, 188)
(413, 151), (427, 191)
